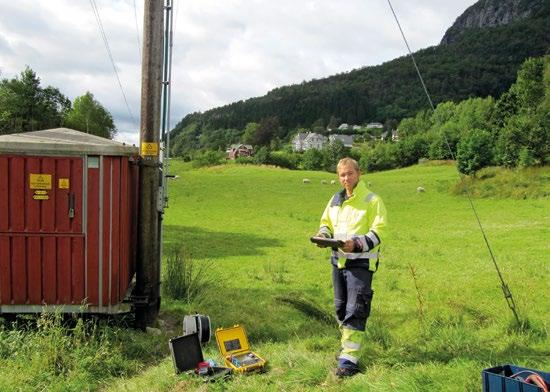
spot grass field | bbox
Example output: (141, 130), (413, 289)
(1, 161), (549, 391)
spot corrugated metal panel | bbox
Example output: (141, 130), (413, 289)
(0, 152), (137, 312)
(0, 155), (87, 306)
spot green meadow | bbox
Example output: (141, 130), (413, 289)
(1, 161), (549, 391)
(155, 161), (550, 391)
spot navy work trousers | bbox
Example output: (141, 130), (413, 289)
(332, 262), (374, 331)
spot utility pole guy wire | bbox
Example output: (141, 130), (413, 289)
(386, 0), (521, 326)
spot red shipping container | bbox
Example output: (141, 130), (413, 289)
(0, 128), (139, 314)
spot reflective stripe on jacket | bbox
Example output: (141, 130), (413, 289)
(319, 180), (387, 269)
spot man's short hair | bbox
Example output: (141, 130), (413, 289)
(337, 157), (360, 173)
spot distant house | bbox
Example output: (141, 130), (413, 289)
(391, 129), (399, 141)
(380, 130), (399, 142)
(303, 132), (327, 150)
(292, 132), (308, 151)
(328, 134), (354, 148)
(366, 122), (384, 129)
(226, 144), (254, 159)
(292, 132), (327, 151)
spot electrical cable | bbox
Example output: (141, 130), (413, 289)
(132, 0), (142, 61)
(89, 0), (137, 127)
(386, 0), (521, 326)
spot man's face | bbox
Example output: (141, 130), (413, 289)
(338, 164), (360, 194)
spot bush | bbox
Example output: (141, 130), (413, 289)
(359, 142), (398, 172)
(428, 124), (460, 160)
(235, 156), (254, 165)
(517, 147), (536, 168)
(191, 150), (226, 168)
(457, 129), (494, 175)
(301, 148), (323, 170)
(253, 146), (269, 164)
(268, 151), (300, 169)
(396, 134), (429, 167)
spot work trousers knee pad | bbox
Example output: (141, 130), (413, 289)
(344, 287), (374, 330)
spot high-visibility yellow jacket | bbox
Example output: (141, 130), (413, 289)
(319, 180), (387, 269)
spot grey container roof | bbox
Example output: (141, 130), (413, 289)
(0, 128), (139, 156)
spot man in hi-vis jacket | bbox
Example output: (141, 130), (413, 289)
(317, 157), (387, 378)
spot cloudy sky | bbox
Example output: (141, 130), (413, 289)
(0, 0), (477, 145)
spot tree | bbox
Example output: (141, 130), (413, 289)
(321, 140), (346, 172)
(242, 122), (259, 145)
(301, 148), (323, 170)
(396, 133), (429, 167)
(171, 122), (200, 159)
(0, 67), (70, 134)
(64, 92), (116, 139)
(457, 129), (493, 175)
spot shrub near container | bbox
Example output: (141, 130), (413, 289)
(215, 325), (266, 374)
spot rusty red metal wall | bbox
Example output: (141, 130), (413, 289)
(0, 154), (137, 311)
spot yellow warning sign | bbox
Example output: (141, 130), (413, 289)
(34, 190), (48, 195)
(29, 174), (52, 190)
(141, 142), (159, 156)
(59, 178), (70, 189)
(33, 194), (49, 201)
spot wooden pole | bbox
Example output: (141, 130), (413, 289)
(135, 0), (164, 328)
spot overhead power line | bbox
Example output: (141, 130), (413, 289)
(89, 0), (137, 127)
(386, 0), (521, 326)
(132, 0), (142, 60)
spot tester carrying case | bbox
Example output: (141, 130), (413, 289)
(215, 324), (266, 374)
(169, 333), (203, 373)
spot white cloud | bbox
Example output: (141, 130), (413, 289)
(0, 0), (477, 145)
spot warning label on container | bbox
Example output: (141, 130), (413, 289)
(141, 142), (159, 156)
(58, 178), (70, 189)
(33, 194), (49, 200)
(29, 174), (52, 190)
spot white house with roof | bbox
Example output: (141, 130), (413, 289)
(292, 132), (327, 151)
(366, 122), (384, 129)
(328, 134), (354, 148)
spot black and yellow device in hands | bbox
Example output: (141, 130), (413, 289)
(310, 236), (345, 249)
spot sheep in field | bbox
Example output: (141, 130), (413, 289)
(303, 178), (311, 184)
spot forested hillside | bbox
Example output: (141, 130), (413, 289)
(171, 0), (550, 147)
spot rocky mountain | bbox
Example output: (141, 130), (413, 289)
(441, 0), (548, 44)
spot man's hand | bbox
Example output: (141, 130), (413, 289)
(341, 239), (355, 252)
(314, 232), (329, 247)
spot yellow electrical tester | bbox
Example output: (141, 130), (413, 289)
(215, 325), (266, 374)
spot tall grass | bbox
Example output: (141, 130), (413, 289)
(0, 313), (167, 391)
(452, 166), (550, 198)
(163, 245), (214, 304)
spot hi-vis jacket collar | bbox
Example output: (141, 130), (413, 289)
(330, 184), (377, 207)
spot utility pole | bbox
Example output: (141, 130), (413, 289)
(135, 0), (164, 328)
